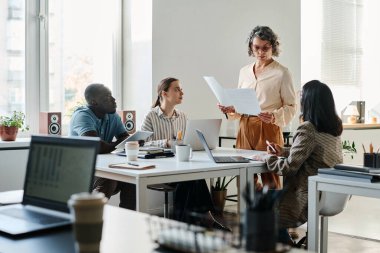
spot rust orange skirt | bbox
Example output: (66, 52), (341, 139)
(236, 115), (284, 189)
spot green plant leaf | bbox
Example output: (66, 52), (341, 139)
(0, 111), (29, 132)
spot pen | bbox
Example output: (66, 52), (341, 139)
(266, 140), (276, 153)
(370, 143), (374, 154)
(128, 162), (139, 166)
(362, 144), (366, 153)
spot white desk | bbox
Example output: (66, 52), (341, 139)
(307, 175), (380, 252)
(96, 148), (266, 213)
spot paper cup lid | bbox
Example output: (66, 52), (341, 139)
(68, 192), (106, 206)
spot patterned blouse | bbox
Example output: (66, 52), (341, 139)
(264, 121), (343, 228)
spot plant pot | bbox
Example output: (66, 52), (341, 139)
(0, 125), (18, 141)
(211, 189), (227, 214)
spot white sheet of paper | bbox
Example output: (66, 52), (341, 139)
(203, 76), (233, 106)
(226, 88), (261, 115)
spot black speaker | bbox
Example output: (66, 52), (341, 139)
(118, 110), (136, 134)
(39, 112), (62, 135)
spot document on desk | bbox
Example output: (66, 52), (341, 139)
(204, 76), (261, 115)
(109, 162), (156, 170)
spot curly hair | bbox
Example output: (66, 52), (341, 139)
(247, 26), (280, 57)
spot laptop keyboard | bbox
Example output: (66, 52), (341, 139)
(0, 208), (69, 225)
(214, 156), (248, 163)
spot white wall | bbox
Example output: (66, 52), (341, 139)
(153, 0), (301, 135)
(148, 0), (300, 213)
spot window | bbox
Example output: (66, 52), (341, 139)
(0, 0), (25, 116)
(302, 0), (380, 117)
(48, 0), (121, 133)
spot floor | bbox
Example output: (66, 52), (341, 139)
(223, 195), (380, 252)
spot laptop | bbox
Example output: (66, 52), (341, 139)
(196, 129), (250, 163)
(0, 135), (100, 236)
(183, 119), (222, 151)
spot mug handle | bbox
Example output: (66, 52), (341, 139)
(189, 147), (193, 159)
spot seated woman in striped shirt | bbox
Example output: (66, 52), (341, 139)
(141, 77), (229, 231)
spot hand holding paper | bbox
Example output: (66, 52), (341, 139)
(217, 103), (236, 114)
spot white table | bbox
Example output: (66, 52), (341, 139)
(307, 175), (380, 252)
(95, 148), (266, 213)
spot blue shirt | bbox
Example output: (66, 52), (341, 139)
(69, 106), (126, 142)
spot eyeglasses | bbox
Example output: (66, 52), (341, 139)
(252, 44), (272, 53)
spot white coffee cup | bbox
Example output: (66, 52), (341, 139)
(68, 192), (107, 253)
(125, 141), (139, 161)
(176, 144), (192, 162)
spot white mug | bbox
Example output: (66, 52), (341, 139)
(176, 144), (192, 162)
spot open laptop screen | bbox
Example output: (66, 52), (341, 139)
(23, 136), (100, 212)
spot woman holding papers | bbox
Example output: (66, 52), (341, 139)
(219, 26), (296, 189)
(142, 77), (229, 231)
(253, 80), (343, 244)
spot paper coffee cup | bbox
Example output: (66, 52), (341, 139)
(125, 141), (139, 161)
(68, 192), (107, 253)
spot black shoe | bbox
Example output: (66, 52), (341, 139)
(208, 211), (232, 232)
(212, 220), (232, 232)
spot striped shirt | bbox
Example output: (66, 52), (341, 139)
(141, 106), (187, 147)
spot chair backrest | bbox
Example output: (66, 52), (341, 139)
(318, 192), (350, 217)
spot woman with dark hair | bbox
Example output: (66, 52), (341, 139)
(219, 25), (296, 190)
(141, 77), (229, 231)
(253, 80), (343, 243)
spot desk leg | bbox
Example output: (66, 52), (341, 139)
(320, 216), (328, 253)
(238, 168), (247, 217)
(136, 179), (148, 213)
(308, 179), (319, 252)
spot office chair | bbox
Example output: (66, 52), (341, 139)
(147, 184), (175, 218)
(296, 192), (350, 252)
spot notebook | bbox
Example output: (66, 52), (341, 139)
(196, 130), (250, 163)
(183, 119), (222, 151)
(0, 135), (100, 236)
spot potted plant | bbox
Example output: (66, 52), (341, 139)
(211, 176), (236, 214)
(0, 111), (29, 141)
(342, 140), (357, 159)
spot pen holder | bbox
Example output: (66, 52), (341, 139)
(243, 209), (277, 252)
(363, 153), (380, 168)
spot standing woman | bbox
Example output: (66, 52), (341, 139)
(219, 26), (296, 189)
(141, 77), (228, 230)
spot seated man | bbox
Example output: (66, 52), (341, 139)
(69, 83), (135, 210)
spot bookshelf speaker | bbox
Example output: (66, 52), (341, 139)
(39, 112), (62, 135)
(118, 110), (136, 134)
